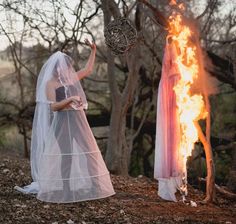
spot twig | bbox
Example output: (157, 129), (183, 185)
(199, 177), (236, 200)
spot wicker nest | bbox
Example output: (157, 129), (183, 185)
(104, 17), (138, 55)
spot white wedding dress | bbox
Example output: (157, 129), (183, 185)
(15, 51), (115, 203)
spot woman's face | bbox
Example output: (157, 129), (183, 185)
(53, 56), (74, 82)
(65, 56), (74, 69)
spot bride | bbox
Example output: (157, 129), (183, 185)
(15, 39), (115, 203)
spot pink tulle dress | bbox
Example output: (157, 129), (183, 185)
(154, 41), (183, 201)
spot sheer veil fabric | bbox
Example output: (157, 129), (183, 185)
(15, 51), (115, 203)
(154, 41), (183, 202)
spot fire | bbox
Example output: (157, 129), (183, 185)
(168, 10), (207, 195)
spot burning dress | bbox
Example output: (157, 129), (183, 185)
(154, 40), (183, 202)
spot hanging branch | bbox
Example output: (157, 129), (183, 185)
(138, 0), (168, 28)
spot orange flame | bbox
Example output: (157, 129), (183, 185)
(169, 0), (177, 5)
(168, 12), (207, 180)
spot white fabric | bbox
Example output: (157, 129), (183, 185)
(158, 177), (182, 202)
(14, 182), (39, 194)
(15, 51), (115, 203)
(155, 41), (184, 202)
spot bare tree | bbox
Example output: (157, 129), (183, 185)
(0, 0), (100, 156)
(101, 0), (144, 175)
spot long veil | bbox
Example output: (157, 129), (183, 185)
(15, 51), (88, 194)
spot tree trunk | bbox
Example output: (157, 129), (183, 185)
(10, 44), (29, 158)
(101, 0), (141, 175)
(22, 126), (29, 158)
(106, 101), (129, 175)
(195, 122), (215, 202)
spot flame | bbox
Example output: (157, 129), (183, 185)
(169, 0), (177, 5)
(168, 9), (207, 194)
(169, 0), (185, 10)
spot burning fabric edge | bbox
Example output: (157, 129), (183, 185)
(154, 7), (217, 202)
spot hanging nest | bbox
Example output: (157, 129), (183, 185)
(104, 17), (138, 55)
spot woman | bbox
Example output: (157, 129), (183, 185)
(15, 39), (115, 203)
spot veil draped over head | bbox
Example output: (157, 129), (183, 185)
(31, 51), (88, 182)
(15, 51), (115, 202)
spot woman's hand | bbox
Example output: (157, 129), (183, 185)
(68, 96), (82, 104)
(84, 38), (96, 51)
(68, 96), (83, 109)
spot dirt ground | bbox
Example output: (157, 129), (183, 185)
(0, 154), (235, 224)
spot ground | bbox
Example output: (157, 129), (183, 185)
(0, 154), (235, 224)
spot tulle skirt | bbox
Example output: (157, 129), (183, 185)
(37, 110), (115, 203)
(154, 74), (182, 179)
(154, 74), (183, 201)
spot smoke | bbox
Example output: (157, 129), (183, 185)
(180, 16), (219, 97)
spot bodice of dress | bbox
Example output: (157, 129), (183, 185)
(55, 85), (77, 102)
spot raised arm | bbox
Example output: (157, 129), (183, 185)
(76, 39), (96, 80)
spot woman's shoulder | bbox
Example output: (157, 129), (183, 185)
(47, 80), (59, 89)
